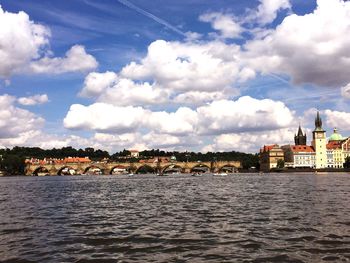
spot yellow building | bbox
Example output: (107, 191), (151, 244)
(326, 128), (350, 168)
(259, 144), (284, 172)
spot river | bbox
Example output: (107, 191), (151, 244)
(0, 173), (349, 262)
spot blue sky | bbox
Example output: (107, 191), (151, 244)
(0, 0), (350, 153)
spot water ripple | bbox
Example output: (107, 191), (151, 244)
(0, 173), (350, 262)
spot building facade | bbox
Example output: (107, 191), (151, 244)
(326, 128), (350, 168)
(259, 144), (284, 172)
(260, 111), (349, 171)
(282, 145), (315, 168)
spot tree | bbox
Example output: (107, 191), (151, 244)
(277, 159), (285, 169)
(1, 154), (25, 175)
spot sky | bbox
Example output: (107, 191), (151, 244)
(0, 0), (350, 153)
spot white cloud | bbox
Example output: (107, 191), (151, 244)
(142, 132), (181, 148)
(203, 128), (295, 153)
(121, 40), (250, 93)
(63, 96), (294, 142)
(148, 107), (198, 136)
(0, 94), (44, 139)
(0, 6), (50, 78)
(324, 109), (350, 131)
(184, 31), (203, 41)
(63, 103), (148, 133)
(17, 94), (49, 106)
(79, 71), (118, 98)
(0, 6), (97, 78)
(173, 90), (236, 105)
(29, 45), (98, 74)
(197, 96), (294, 135)
(199, 12), (242, 39)
(80, 71), (169, 106)
(92, 132), (147, 152)
(97, 79), (169, 106)
(254, 0), (291, 25)
(79, 39), (250, 107)
(341, 83), (350, 99)
(244, 0), (350, 87)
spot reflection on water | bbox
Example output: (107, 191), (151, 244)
(0, 173), (350, 262)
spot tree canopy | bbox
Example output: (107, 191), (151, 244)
(0, 146), (259, 175)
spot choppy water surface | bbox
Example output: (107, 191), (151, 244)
(1, 173), (350, 263)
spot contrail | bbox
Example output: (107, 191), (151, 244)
(117, 0), (187, 37)
(267, 73), (290, 84)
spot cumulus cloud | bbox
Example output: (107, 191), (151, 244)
(29, 45), (98, 74)
(63, 96), (294, 139)
(253, 0), (291, 25)
(203, 128), (295, 153)
(0, 6), (97, 78)
(148, 107), (198, 136)
(0, 95), (44, 139)
(121, 40), (251, 92)
(324, 109), (350, 131)
(17, 94), (49, 106)
(197, 96), (294, 135)
(199, 12), (242, 39)
(80, 71), (169, 106)
(0, 6), (50, 78)
(244, 0), (350, 87)
(63, 103), (147, 133)
(79, 71), (118, 98)
(79, 39), (250, 107)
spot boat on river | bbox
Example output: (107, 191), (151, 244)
(213, 172), (227, 176)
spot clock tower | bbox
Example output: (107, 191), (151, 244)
(312, 111), (327, 169)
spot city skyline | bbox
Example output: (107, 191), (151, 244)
(1, 0), (350, 153)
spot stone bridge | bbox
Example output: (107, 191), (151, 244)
(25, 160), (241, 176)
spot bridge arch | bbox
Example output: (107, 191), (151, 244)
(190, 164), (210, 173)
(110, 165), (130, 175)
(135, 165), (156, 174)
(161, 164), (184, 174)
(57, 166), (77, 175)
(218, 165), (238, 173)
(83, 166), (104, 175)
(32, 166), (50, 176)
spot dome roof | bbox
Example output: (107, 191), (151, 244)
(329, 128), (343, 141)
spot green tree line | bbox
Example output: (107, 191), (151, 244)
(111, 149), (259, 170)
(0, 146), (259, 175)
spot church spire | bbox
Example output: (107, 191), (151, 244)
(315, 111), (322, 129)
(314, 111), (325, 132)
(295, 123), (306, 145)
(297, 124), (303, 136)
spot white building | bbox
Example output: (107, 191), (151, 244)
(282, 145), (315, 168)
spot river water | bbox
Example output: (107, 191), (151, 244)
(0, 173), (349, 263)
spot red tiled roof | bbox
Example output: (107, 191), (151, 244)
(63, 157), (91, 163)
(260, 144), (278, 153)
(290, 145), (315, 153)
(327, 141), (342, 150)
